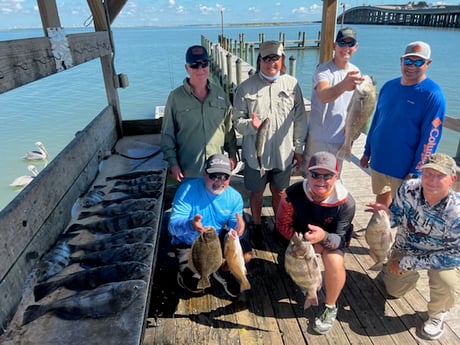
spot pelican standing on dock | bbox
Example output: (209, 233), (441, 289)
(22, 141), (49, 160)
(10, 165), (39, 188)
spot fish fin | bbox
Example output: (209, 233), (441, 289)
(304, 296), (319, 309)
(336, 144), (352, 162)
(66, 223), (84, 232)
(34, 281), (57, 301)
(23, 305), (46, 325)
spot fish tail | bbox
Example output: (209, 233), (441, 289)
(369, 262), (384, 271)
(197, 277), (211, 290)
(23, 305), (47, 325)
(336, 144), (352, 162)
(67, 223), (84, 232)
(304, 296), (319, 309)
(77, 211), (93, 220)
(34, 281), (58, 301)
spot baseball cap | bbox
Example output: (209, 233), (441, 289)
(186, 45), (209, 64)
(205, 154), (232, 175)
(308, 151), (339, 174)
(401, 41), (431, 60)
(421, 153), (457, 176)
(259, 41), (285, 58)
(336, 27), (357, 42)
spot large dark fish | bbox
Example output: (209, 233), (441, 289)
(106, 169), (164, 181)
(109, 182), (163, 195)
(79, 189), (105, 208)
(337, 75), (377, 161)
(77, 198), (157, 220)
(284, 232), (322, 309)
(69, 243), (153, 267)
(35, 241), (71, 283)
(67, 210), (156, 233)
(34, 261), (149, 301)
(256, 117), (270, 177)
(23, 279), (146, 325)
(69, 227), (155, 252)
(100, 195), (159, 207)
(113, 174), (162, 186)
(189, 226), (223, 290)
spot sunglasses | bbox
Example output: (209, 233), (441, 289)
(261, 55), (281, 63)
(309, 171), (335, 181)
(403, 58), (426, 67)
(337, 40), (357, 48)
(189, 60), (209, 69)
(208, 173), (230, 181)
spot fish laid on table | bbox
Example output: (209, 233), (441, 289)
(255, 117), (270, 177)
(99, 194), (159, 207)
(337, 75), (377, 162)
(189, 226), (223, 290)
(69, 243), (153, 267)
(112, 174), (162, 186)
(109, 181), (163, 195)
(68, 227), (155, 252)
(284, 232), (322, 309)
(77, 198), (157, 220)
(365, 210), (393, 271)
(224, 229), (251, 292)
(23, 279), (146, 325)
(34, 261), (149, 301)
(78, 189), (106, 208)
(66, 210), (156, 233)
(105, 169), (164, 181)
(35, 241), (71, 283)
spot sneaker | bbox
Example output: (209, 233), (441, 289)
(176, 271), (204, 294)
(422, 312), (447, 340)
(313, 305), (337, 335)
(250, 223), (264, 247)
(212, 271), (238, 298)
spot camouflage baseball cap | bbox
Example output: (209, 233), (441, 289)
(421, 153), (457, 176)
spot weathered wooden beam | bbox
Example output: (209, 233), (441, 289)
(37, 0), (61, 36)
(319, 0), (338, 64)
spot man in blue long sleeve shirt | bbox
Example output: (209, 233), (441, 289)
(366, 153), (459, 340)
(360, 41), (446, 207)
(169, 154), (252, 298)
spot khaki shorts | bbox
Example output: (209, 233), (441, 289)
(371, 169), (403, 197)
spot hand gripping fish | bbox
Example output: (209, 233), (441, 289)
(255, 117), (270, 177)
(284, 232), (322, 309)
(365, 210), (393, 271)
(337, 75), (377, 162)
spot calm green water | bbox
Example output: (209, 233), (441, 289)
(0, 24), (459, 211)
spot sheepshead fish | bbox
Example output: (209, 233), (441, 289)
(79, 189), (105, 208)
(337, 75), (377, 161)
(365, 210), (393, 271)
(70, 243), (153, 267)
(256, 117), (270, 177)
(224, 229), (251, 292)
(106, 169), (163, 181)
(34, 261), (149, 301)
(77, 198), (157, 220)
(113, 174), (162, 186)
(67, 210), (156, 233)
(189, 226), (223, 290)
(284, 232), (322, 309)
(23, 279), (146, 325)
(68, 227), (155, 252)
(109, 182), (163, 195)
(35, 241), (71, 283)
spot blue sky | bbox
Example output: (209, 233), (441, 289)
(0, 0), (455, 29)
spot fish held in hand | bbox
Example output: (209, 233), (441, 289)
(23, 280), (146, 325)
(256, 117), (270, 177)
(284, 232), (322, 309)
(224, 229), (251, 292)
(337, 75), (377, 161)
(189, 226), (223, 290)
(365, 210), (393, 271)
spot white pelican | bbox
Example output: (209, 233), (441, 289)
(22, 141), (49, 160)
(10, 165), (39, 188)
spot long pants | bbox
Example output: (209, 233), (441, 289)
(383, 266), (458, 317)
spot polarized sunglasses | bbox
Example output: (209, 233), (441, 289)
(262, 55), (281, 63)
(189, 60), (209, 69)
(337, 40), (357, 48)
(309, 171), (335, 181)
(208, 173), (230, 181)
(403, 58), (426, 67)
